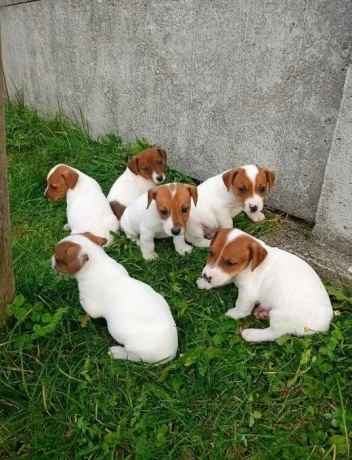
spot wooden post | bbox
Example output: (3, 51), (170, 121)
(0, 27), (15, 328)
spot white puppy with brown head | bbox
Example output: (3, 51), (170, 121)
(197, 229), (333, 342)
(52, 232), (178, 363)
(44, 164), (119, 246)
(108, 147), (167, 219)
(120, 183), (198, 260)
(185, 165), (275, 248)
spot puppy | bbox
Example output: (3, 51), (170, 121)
(108, 147), (167, 219)
(44, 164), (119, 246)
(120, 183), (197, 260)
(52, 233), (178, 363)
(185, 165), (275, 248)
(197, 229), (333, 342)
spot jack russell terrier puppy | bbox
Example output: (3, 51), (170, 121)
(120, 183), (198, 260)
(44, 164), (119, 246)
(52, 232), (178, 363)
(185, 165), (275, 248)
(108, 147), (167, 219)
(197, 229), (333, 342)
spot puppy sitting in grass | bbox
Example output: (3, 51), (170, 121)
(197, 228), (333, 342)
(52, 232), (178, 363)
(108, 147), (167, 220)
(120, 183), (198, 260)
(44, 164), (119, 246)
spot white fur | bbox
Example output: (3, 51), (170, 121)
(120, 190), (192, 260)
(108, 168), (163, 209)
(198, 229), (333, 342)
(46, 165), (119, 246)
(53, 234), (178, 363)
(185, 165), (266, 248)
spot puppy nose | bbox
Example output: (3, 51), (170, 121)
(171, 227), (181, 236)
(203, 272), (212, 283)
(249, 205), (258, 212)
(156, 175), (164, 183)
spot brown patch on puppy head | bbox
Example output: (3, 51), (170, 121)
(80, 232), (107, 246)
(147, 183), (197, 230)
(44, 165), (79, 201)
(207, 231), (268, 275)
(54, 241), (89, 275)
(127, 147), (167, 183)
(255, 167), (276, 194)
(110, 200), (126, 220)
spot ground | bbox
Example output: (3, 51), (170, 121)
(0, 101), (351, 459)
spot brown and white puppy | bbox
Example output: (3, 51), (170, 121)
(44, 164), (119, 246)
(185, 165), (275, 249)
(108, 147), (167, 219)
(197, 229), (333, 342)
(52, 232), (178, 363)
(120, 182), (198, 260)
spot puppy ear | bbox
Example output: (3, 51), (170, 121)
(222, 169), (240, 191)
(210, 230), (221, 247)
(128, 156), (139, 175)
(249, 240), (268, 272)
(263, 168), (276, 191)
(62, 167), (79, 189)
(66, 244), (89, 275)
(81, 232), (107, 246)
(157, 148), (167, 163)
(147, 187), (157, 209)
(186, 184), (198, 206)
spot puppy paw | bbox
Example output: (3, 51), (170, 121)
(196, 278), (213, 290)
(109, 346), (128, 360)
(225, 308), (244, 319)
(63, 223), (71, 231)
(249, 212), (265, 223)
(144, 252), (159, 261)
(241, 328), (266, 342)
(177, 244), (193, 256)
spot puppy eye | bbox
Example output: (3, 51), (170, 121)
(259, 186), (266, 193)
(50, 184), (58, 190)
(142, 166), (150, 172)
(238, 186), (247, 194)
(157, 160), (163, 166)
(181, 206), (189, 213)
(225, 260), (236, 267)
(160, 209), (168, 216)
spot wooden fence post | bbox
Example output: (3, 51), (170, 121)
(0, 26), (15, 328)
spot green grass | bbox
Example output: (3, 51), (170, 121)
(1, 101), (352, 459)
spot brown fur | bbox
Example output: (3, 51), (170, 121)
(222, 167), (276, 207)
(127, 147), (167, 180)
(147, 183), (197, 229)
(80, 232), (107, 246)
(54, 241), (89, 275)
(110, 200), (126, 220)
(207, 230), (268, 275)
(45, 165), (79, 201)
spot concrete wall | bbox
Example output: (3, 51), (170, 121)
(1, 0), (352, 226)
(314, 64), (352, 255)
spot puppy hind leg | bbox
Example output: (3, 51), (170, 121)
(108, 346), (142, 362)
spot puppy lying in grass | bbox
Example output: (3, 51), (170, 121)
(108, 147), (167, 220)
(121, 183), (198, 260)
(197, 229), (333, 342)
(52, 232), (178, 363)
(45, 164), (119, 246)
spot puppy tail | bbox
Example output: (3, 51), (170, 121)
(110, 201), (126, 220)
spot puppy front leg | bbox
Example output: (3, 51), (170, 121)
(226, 289), (257, 319)
(173, 234), (193, 256)
(217, 212), (233, 229)
(140, 233), (158, 260)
